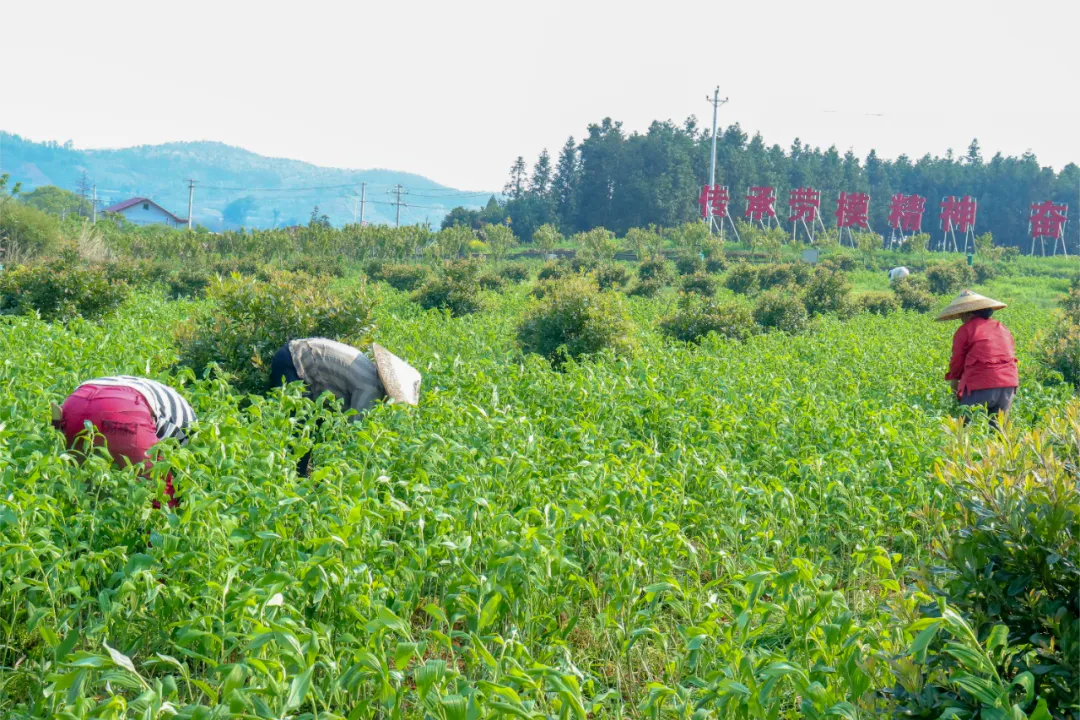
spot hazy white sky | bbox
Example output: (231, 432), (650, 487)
(4, 0), (1078, 190)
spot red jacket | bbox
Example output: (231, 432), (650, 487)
(945, 316), (1019, 396)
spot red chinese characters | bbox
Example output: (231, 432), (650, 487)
(940, 195), (978, 233)
(744, 186), (777, 221)
(835, 191), (870, 229)
(1029, 200), (1069, 238)
(788, 187), (821, 224)
(699, 185), (730, 219)
(887, 193), (926, 232)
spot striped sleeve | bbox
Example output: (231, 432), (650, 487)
(85, 376), (195, 443)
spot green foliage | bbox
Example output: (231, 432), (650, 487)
(894, 275), (936, 313)
(479, 223), (517, 262)
(284, 255), (345, 278)
(820, 254), (858, 272)
(532, 223), (562, 255)
(377, 263), (431, 292)
(624, 226), (664, 261)
(0, 261), (129, 321)
(593, 263), (630, 291)
(680, 272), (718, 297)
(0, 200), (63, 262)
(637, 258), (674, 285)
(626, 278), (663, 298)
(496, 263), (531, 283)
(575, 227), (619, 264)
(433, 224), (476, 260)
(537, 259), (572, 282)
(412, 262), (485, 316)
(476, 271), (508, 291)
(801, 267), (852, 316)
(900, 232), (932, 257)
(1038, 279), (1080, 386)
(177, 272), (375, 393)
(660, 294), (756, 343)
(674, 252), (705, 276)
(669, 221), (710, 254)
(894, 405), (1079, 718)
(724, 262), (761, 295)
(758, 262), (812, 291)
(926, 260), (976, 295)
(972, 260), (999, 284)
(704, 252), (728, 274)
(858, 291), (900, 316)
(19, 185), (88, 218)
(753, 289), (810, 333)
(517, 275), (635, 365)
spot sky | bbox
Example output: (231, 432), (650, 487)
(3, 0), (1078, 192)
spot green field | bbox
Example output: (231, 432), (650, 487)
(0, 253), (1076, 719)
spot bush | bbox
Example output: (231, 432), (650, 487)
(441, 257), (484, 283)
(704, 255), (727, 274)
(476, 271), (508, 291)
(0, 261), (129, 321)
(725, 262), (760, 295)
(166, 267), (214, 298)
(594, 263), (631, 291)
(412, 278), (484, 317)
(378, 263), (431, 292)
(894, 405), (1080, 718)
(660, 294), (756, 343)
(758, 263), (811, 291)
(363, 259), (387, 280)
(537, 260), (572, 282)
(893, 275), (935, 313)
(517, 275), (635, 366)
(497, 263), (531, 283)
(638, 258), (674, 285)
(286, 256), (345, 278)
(627, 279), (663, 298)
(680, 272), (718, 297)
(972, 260), (999, 284)
(177, 272), (375, 394)
(100, 259), (173, 288)
(0, 201), (62, 261)
(858, 291), (900, 316)
(753, 290), (809, 334)
(801, 267), (852, 316)
(926, 260), (975, 295)
(1038, 279), (1080, 386)
(675, 253), (705, 276)
(820, 254), (857, 272)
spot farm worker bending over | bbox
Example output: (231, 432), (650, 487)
(52, 376), (195, 506)
(268, 338), (421, 474)
(887, 266), (910, 283)
(936, 290), (1018, 423)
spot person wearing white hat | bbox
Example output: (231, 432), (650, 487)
(936, 290), (1018, 422)
(268, 338), (421, 474)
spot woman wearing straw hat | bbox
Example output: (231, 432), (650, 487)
(936, 290), (1018, 422)
(268, 338), (421, 475)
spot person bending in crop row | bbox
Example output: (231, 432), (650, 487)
(268, 337), (421, 475)
(936, 290), (1018, 427)
(52, 376), (196, 507)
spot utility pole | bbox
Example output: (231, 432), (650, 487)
(705, 87), (729, 234)
(76, 170), (91, 218)
(92, 183), (97, 223)
(359, 182), (367, 226)
(186, 179), (196, 231)
(389, 184), (408, 227)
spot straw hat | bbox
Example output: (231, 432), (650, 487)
(935, 289), (1007, 321)
(372, 343), (422, 406)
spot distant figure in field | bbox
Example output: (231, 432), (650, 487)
(53, 376), (195, 506)
(937, 290), (1018, 425)
(888, 266), (910, 283)
(268, 338), (421, 475)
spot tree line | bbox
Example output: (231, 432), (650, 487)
(444, 117), (1079, 252)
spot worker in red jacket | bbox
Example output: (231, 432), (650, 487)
(936, 290), (1018, 423)
(52, 376), (195, 506)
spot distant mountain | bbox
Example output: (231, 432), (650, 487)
(0, 132), (493, 229)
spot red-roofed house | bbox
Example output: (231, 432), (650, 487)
(102, 197), (187, 228)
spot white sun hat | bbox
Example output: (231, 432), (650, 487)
(935, 289), (1007, 322)
(372, 343), (422, 406)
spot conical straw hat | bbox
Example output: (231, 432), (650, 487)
(372, 343), (422, 406)
(935, 289), (1007, 322)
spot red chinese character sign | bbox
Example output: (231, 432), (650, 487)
(835, 191), (870, 245)
(788, 187), (824, 241)
(1028, 200), (1069, 256)
(698, 184), (739, 239)
(939, 195), (977, 252)
(887, 193), (925, 240)
(744, 186), (778, 228)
